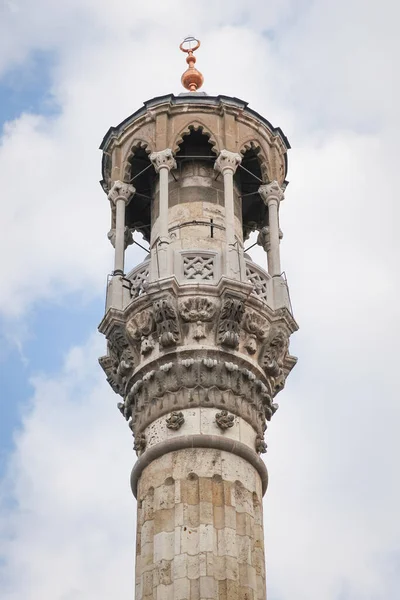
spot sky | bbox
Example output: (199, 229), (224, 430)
(0, 1), (399, 599)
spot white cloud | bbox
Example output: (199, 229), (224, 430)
(0, 334), (135, 600)
(0, 0), (399, 599)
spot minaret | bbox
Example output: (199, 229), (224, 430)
(99, 37), (298, 600)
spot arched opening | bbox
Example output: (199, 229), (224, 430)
(175, 125), (217, 162)
(236, 147), (267, 241)
(126, 146), (155, 243)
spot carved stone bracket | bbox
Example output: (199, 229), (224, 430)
(179, 297), (217, 342)
(217, 295), (245, 349)
(215, 410), (235, 430)
(107, 226), (134, 250)
(153, 297), (180, 348)
(98, 325), (135, 397)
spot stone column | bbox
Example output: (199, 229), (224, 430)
(215, 150), (242, 279)
(150, 149), (177, 278)
(258, 181), (284, 277)
(107, 180), (135, 309)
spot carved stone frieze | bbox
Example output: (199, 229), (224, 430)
(215, 410), (235, 430)
(217, 296), (245, 349)
(119, 358), (274, 438)
(153, 297), (180, 348)
(166, 411), (185, 430)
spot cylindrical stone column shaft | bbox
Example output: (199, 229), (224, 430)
(108, 180), (136, 275)
(150, 149), (177, 278)
(215, 150), (242, 279)
(259, 181), (285, 277)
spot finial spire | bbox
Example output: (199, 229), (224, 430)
(180, 35), (204, 92)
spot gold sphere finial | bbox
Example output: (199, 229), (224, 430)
(180, 35), (204, 92)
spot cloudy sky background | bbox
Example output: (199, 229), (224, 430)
(0, 1), (399, 598)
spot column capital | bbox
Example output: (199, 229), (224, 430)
(107, 226), (134, 250)
(150, 148), (177, 172)
(258, 180), (285, 205)
(214, 149), (242, 174)
(108, 180), (136, 205)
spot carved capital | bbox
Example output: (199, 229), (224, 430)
(258, 180), (285, 205)
(107, 226), (134, 250)
(150, 148), (177, 172)
(214, 149), (242, 174)
(107, 180), (136, 205)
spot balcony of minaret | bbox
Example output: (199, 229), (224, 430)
(105, 129), (290, 314)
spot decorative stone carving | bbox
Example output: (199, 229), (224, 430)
(99, 326), (135, 397)
(242, 310), (269, 341)
(257, 226), (270, 252)
(107, 180), (136, 205)
(214, 149), (242, 174)
(255, 434), (267, 454)
(256, 226), (283, 252)
(244, 334), (257, 355)
(121, 358), (276, 439)
(153, 297), (180, 348)
(140, 336), (154, 355)
(107, 226), (134, 249)
(127, 261), (150, 298)
(217, 296), (245, 349)
(149, 148), (177, 172)
(133, 433), (146, 455)
(179, 297), (216, 322)
(245, 261), (270, 303)
(215, 410), (235, 430)
(260, 326), (289, 378)
(183, 254), (215, 280)
(126, 310), (155, 342)
(258, 180), (285, 205)
(179, 297), (216, 341)
(166, 411), (185, 430)
(193, 321), (206, 341)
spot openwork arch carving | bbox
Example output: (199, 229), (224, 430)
(239, 139), (270, 182)
(123, 139), (153, 182)
(172, 121), (219, 155)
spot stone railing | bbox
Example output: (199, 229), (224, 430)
(245, 259), (271, 303)
(126, 259), (150, 298)
(124, 256), (271, 305)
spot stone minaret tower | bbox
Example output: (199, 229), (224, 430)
(99, 37), (298, 600)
